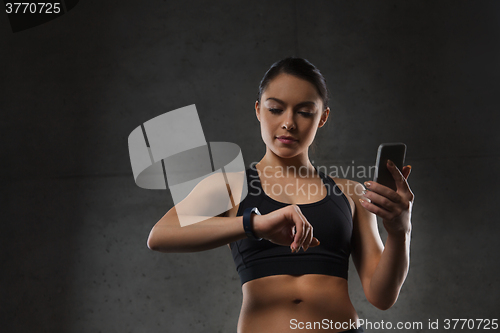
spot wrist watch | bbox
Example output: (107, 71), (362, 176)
(243, 207), (262, 241)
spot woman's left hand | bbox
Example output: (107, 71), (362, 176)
(360, 160), (414, 236)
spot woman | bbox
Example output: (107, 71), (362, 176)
(147, 57), (414, 333)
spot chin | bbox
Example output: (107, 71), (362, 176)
(271, 146), (302, 159)
(263, 137), (304, 157)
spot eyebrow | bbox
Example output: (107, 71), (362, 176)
(265, 97), (317, 109)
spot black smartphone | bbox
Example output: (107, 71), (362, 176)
(373, 143), (407, 191)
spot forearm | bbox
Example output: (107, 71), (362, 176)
(368, 230), (411, 310)
(147, 215), (246, 253)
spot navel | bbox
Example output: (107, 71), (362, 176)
(292, 298), (303, 304)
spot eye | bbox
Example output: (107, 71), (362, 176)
(299, 111), (314, 117)
(269, 108), (282, 114)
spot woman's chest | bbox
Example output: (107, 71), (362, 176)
(259, 176), (328, 205)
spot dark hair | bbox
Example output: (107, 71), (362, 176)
(257, 57), (329, 110)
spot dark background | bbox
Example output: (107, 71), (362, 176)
(1, 1), (499, 332)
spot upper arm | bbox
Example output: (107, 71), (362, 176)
(153, 171), (245, 229)
(148, 171), (245, 250)
(332, 177), (384, 293)
(175, 171), (245, 216)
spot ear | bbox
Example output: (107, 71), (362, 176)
(318, 107), (330, 128)
(255, 100), (261, 122)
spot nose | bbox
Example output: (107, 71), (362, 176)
(281, 109), (296, 130)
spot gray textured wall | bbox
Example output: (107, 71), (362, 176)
(2, 1), (499, 332)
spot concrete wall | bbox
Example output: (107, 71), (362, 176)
(2, 1), (499, 332)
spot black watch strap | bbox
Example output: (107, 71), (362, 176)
(243, 207), (262, 241)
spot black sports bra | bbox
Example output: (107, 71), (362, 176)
(229, 164), (353, 285)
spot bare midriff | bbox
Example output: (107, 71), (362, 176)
(237, 273), (359, 333)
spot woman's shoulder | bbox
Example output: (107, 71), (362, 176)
(327, 175), (364, 194)
(326, 176), (366, 216)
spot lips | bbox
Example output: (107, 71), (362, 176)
(276, 135), (298, 144)
(277, 135), (297, 141)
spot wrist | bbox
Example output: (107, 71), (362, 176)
(243, 207), (262, 241)
(252, 214), (263, 239)
(383, 219), (412, 238)
(387, 228), (411, 243)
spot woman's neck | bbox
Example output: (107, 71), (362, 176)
(256, 148), (317, 178)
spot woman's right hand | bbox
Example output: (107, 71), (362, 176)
(252, 204), (320, 252)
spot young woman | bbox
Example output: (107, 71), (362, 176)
(147, 57), (414, 333)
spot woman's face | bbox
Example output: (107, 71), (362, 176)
(255, 73), (329, 159)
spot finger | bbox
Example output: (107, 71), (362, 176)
(310, 237), (320, 247)
(359, 198), (392, 220)
(297, 220), (307, 252)
(387, 162), (414, 203)
(386, 160), (411, 194)
(299, 223), (310, 251)
(401, 165), (412, 180)
(363, 188), (397, 211)
(402, 166), (410, 179)
(290, 225), (296, 243)
(299, 225), (309, 252)
(303, 224), (313, 251)
(290, 205), (307, 252)
(364, 180), (401, 204)
(297, 213), (311, 251)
